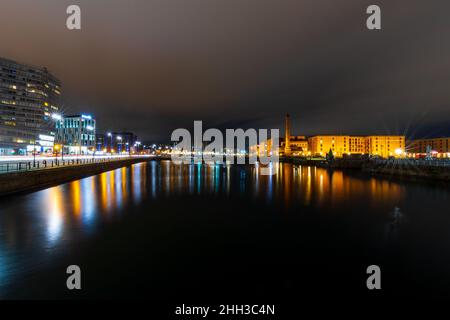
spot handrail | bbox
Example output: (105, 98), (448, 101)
(0, 156), (150, 174)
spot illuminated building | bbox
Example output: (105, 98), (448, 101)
(55, 114), (96, 154)
(284, 113), (291, 156)
(0, 57), (61, 155)
(281, 136), (308, 156)
(308, 136), (363, 157)
(365, 136), (405, 158)
(250, 115), (406, 159)
(408, 137), (450, 158)
(279, 113), (309, 156)
(308, 135), (405, 158)
(96, 131), (138, 154)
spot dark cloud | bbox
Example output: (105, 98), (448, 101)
(1, 0), (449, 142)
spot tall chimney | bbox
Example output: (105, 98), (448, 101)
(284, 113), (291, 156)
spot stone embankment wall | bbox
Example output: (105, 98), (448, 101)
(0, 158), (149, 196)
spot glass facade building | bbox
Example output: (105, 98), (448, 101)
(55, 114), (96, 155)
(0, 57), (61, 155)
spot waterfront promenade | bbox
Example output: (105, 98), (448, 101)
(0, 155), (152, 174)
(0, 155), (153, 196)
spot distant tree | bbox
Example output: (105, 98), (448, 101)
(326, 148), (334, 162)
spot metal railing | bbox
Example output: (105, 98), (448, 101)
(370, 158), (450, 167)
(0, 155), (145, 174)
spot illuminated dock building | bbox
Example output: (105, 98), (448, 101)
(408, 137), (450, 158)
(308, 135), (405, 158)
(252, 114), (406, 159)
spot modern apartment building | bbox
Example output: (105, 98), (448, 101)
(55, 114), (96, 154)
(0, 57), (61, 155)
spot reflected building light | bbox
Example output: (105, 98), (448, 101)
(254, 164), (259, 198)
(189, 164), (194, 195)
(100, 172), (109, 212)
(151, 161), (157, 199)
(81, 178), (96, 229)
(267, 167), (273, 201)
(176, 164), (183, 194)
(318, 173), (324, 205)
(197, 162), (202, 194)
(215, 165), (220, 193)
(226, 165), (231, 196)
(109, 170), (116, 211)
(121, 167), (127, 197)
(132, 164), (142, 203)
(115, 169), (123, 208)
(47, 187), (64, 245)
(305, 166), (312, 205)
(71, 180), (81, 218)
(163, 160), (171, 195)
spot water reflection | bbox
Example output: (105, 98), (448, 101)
(45, 187), (63, 246)
(0, 160), (447, 293)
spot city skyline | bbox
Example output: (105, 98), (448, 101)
(1, 0), (450, 308)
(0, 54), (447, 158)
(1, 0), (449, 142)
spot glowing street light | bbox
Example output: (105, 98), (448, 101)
(51, 113), (62, 121)
(395, 148), (404, 156)
(117, 136), (123, 153)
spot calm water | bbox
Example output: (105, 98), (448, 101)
(0, 160), (449, 299)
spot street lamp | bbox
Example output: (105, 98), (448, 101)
(135, 141), (141, 154)
(51, 113), (62, 121)
(51, 113), (63, 161)
(33, 139), (37, 167)
(117, 136), (122, 153)
(107, 132), (112, 154)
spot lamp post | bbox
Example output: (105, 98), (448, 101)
(117, 136), (122, 154)
(51, 113), (63, 162)
(107, 132), (112, 154)
(86, 124), (94, 158)
(33, 139), (37, 167)
(135, 141), (141, 154)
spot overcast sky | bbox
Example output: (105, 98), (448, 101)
(1, 0), (449, 142)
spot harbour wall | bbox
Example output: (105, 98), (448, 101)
(0, 157), (150, 196)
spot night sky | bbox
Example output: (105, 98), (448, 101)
(1, 0), (449, 142)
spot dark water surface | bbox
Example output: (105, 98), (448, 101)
(0, 160), (449, 300)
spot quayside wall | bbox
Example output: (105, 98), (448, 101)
(0, 157), (149, 196)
